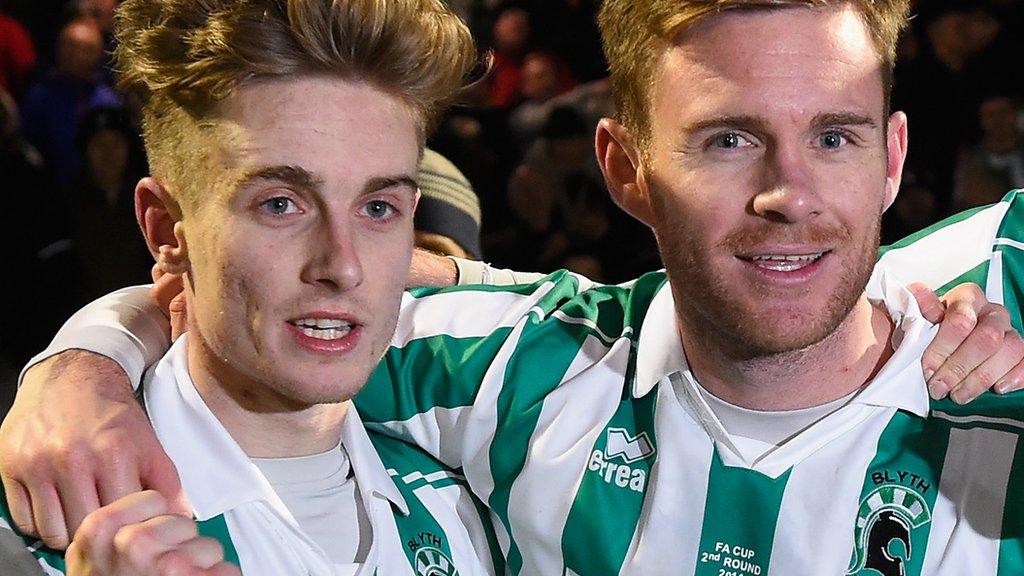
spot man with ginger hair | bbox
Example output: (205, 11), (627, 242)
(0, 0), (505, 574)
(6, 0), (1024, 574)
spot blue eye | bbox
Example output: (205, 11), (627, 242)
(364, 200), (396, 220)
(819, 131), (847, 149)
(260, 197), (298, 215)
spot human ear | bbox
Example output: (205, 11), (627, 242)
(135, 177), (189, 274)
(596, 118), (655, 227)
(882, 111), (909, 212)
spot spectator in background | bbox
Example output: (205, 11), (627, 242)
(509, 51), (609, 151)
(68, 0), (120, 84)
(503, 106), (658, 281)
(416, 148), (483, 259)
(955, 95), (1024, 211)
(68, 106), (151, 296)
(487, 7), (533, 108)
(19, 18), (120, 188)
(0, 10), (37, 100)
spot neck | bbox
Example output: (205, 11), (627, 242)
(185, 334), (348, 458)
(679, 297), (894, 411)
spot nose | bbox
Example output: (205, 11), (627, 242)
(300, 219), (364, 292)
(752, 143), (823, 223)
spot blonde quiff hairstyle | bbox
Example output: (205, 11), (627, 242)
(598, 0), (911, 154)
(113, 0), (477, 195)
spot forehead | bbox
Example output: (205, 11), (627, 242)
(652, 4), (884, 129)
(207, 76), (420, 187)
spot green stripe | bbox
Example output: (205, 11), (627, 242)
(694, 451), (791, 576)
(998, 437), (1024, 575)
(995, 189), (1024, 240)
(196, 514), (240, 567)
(561, 389), (658, 574)
(931, 390), (1024, 423)
(489, 313), (594, 574)
(368, 433), (495, 574)
(997, 245), (1024, 332)
(358, 332), (511, 424)
(933, 261), (990, 298)
(847, 412), (950, 575)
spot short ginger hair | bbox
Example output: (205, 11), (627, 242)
(598, 0), (911, 154)
(113, 0), (477, 196)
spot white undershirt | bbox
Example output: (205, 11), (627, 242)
(697, 385), (859, 456)
(251, 442), (372, 569)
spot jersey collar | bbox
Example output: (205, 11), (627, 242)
(632, 278), (685, 398)
(143, 335), (409, 522)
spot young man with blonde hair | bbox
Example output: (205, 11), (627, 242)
(5, 0), (1024, 574)
(0, 0), (505, 574)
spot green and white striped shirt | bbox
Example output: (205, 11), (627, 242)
(0, 335), (505, 576)
(352, 193), (1024, 575)
(20, 190), (1024, 575)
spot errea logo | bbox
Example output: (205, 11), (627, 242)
(587, 428), (656, 492)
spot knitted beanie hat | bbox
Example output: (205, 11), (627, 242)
(415, 148), (482, 258)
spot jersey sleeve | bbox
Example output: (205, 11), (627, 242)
(18, 285), (170, 390)
(876, 189), (1024, 329)
(355, 270), (598, 467)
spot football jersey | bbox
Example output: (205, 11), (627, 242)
(0, 335), (505, 576)
(355, 262), (1024, 575)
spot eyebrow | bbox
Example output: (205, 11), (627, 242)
(810, 112), (878, 130)
(683, 115), (769, 136)
(680, 112), (879, 139)
(234, 166), (418, 196)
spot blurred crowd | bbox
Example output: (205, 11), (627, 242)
(1, 0), (1023, 382)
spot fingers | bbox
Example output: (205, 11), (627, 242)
(141, 454), (189, 518)
(71, 490), (229, 576)
(150, 267), (185, 322)
(152, 536), (224, 572)
(926, 300), (1010, 399)
(27, 481), (70, 549)
(55, 470), (102, 549)
(1, 476), (34, 538)
(70, 490), (169, 573)
(907, 282), (945, 324)
(948, 330), (1024, 403)
(169, 293), (188, 341)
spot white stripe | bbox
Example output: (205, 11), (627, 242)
(550, 310), (633, 345)
(619, 379), (715, 575)
(393, 282), (556, 345)
(987, 250), (1005, 305)
(875, 201), (1008, 290)
(931, 410), (1024, 432)
(922, 426), (1017, 574)
(412, 483), (497, 576)
(379, 317), (533, 558)
(506, 335), (628, 575)
(995, 237), (1024, 251)
(767, 410), (894, 575)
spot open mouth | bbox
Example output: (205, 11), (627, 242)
(288, 318), (354, 341)
(741, 251), (829, 272)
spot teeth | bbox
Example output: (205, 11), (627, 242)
(293, 318), (351, 329)
(299, 326), (352, 340)
(749, 252), (824, 272)
(751, 253), (823, 262)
